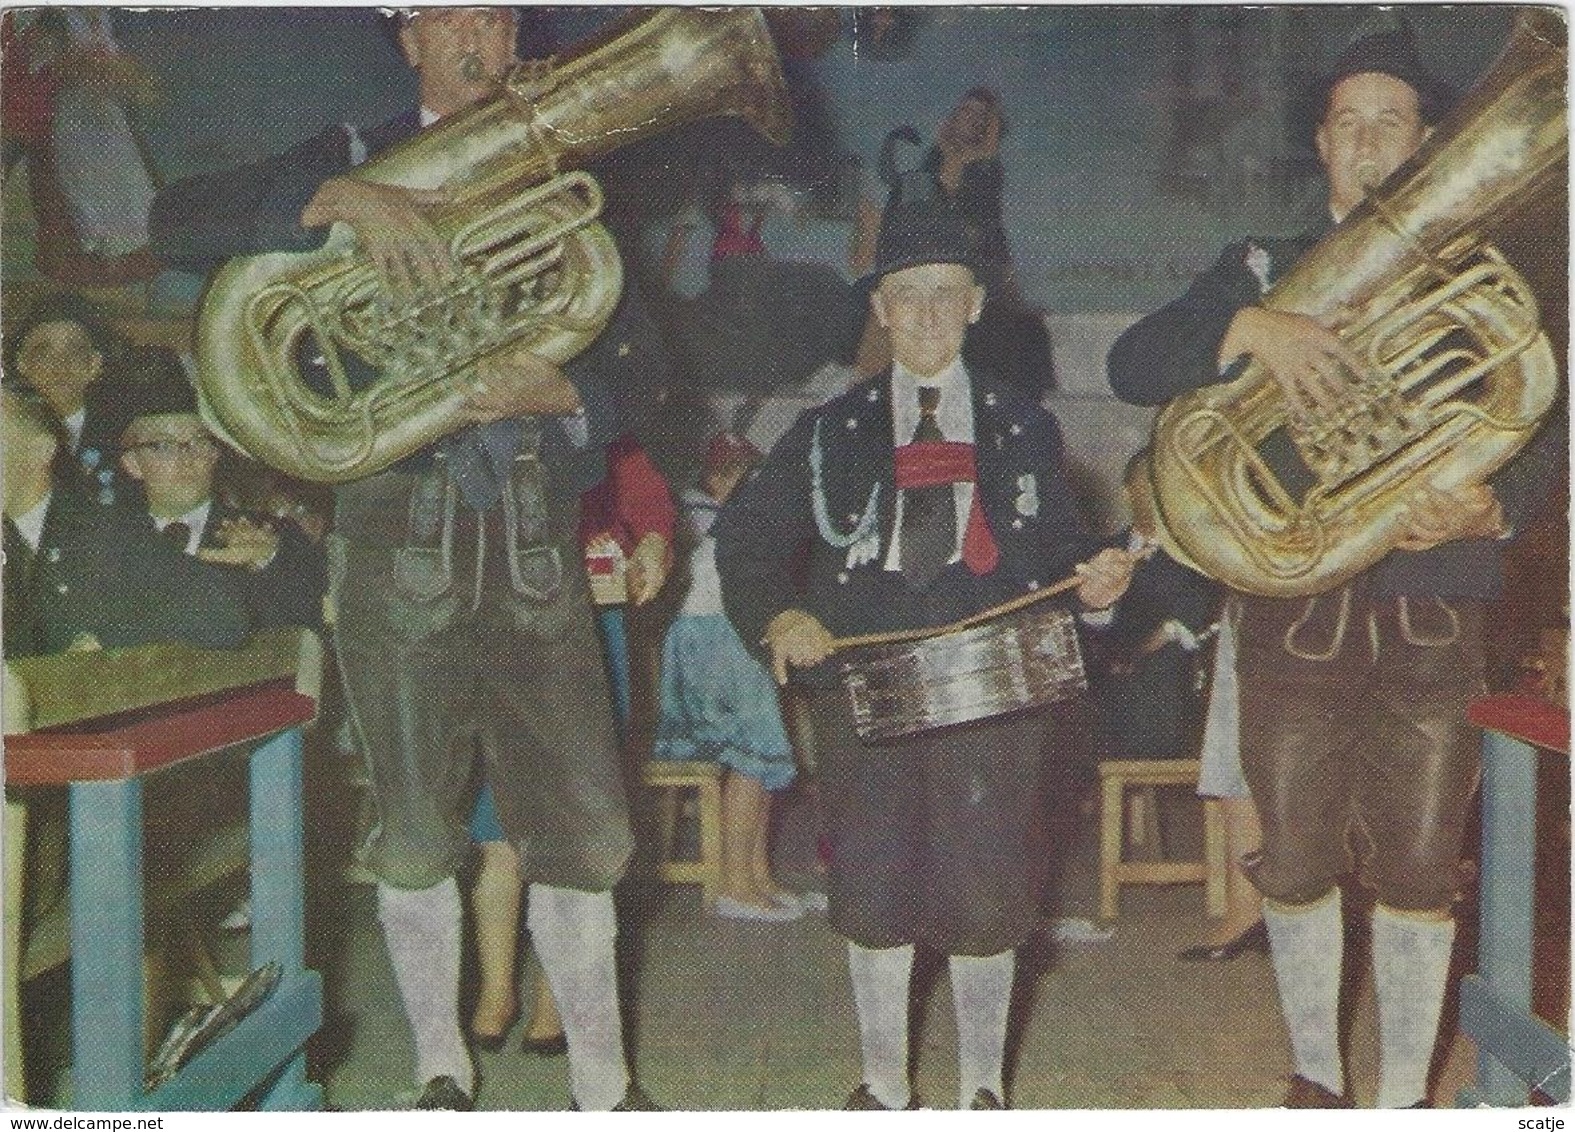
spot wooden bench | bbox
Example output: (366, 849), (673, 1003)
(1097, 758), (1227, 921)
(4, 628), (324, 1109)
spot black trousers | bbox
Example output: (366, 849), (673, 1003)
(811, 690), (1069, 956)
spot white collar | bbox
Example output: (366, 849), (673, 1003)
(892, 356), (968, 395)
(889, 356), (974, 447)
(9, 492), (51, 551)
(154, 499), (214, 553)
(420, 106), (441, 127)
(63, 406), (86, 451)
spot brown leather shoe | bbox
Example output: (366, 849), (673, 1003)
(968, 1088), (1006, 1109)
(1283, 1075), (1353, 1108)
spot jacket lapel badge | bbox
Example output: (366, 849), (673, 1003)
(1015, 473), (1038, 517)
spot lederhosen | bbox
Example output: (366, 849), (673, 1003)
(330, 419), (632, 892)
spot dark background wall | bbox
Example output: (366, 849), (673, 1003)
(86, 5), (1519, 313)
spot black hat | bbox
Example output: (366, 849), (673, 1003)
(116, 347), (200, 437)
(868, 198), (986, 284)
(380, 8), (551, 61)
(1320, 13), (1454, 125)
(4, 292), (117, 380)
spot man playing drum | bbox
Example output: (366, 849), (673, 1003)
(715, 197), (1136, 1110)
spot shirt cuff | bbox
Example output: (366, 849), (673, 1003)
(560, 409), (590, 449)
(1080, 608), (1115, 629)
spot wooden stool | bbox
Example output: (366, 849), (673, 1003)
(1097, 758), (1227, 921)
(643, 760), (722, 909)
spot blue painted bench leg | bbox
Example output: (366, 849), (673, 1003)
(1474, 729), (1536, 1105)
(70, 778), (145, 1110)
(249, 726), (322, 1111)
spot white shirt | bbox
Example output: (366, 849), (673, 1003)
(63, 407), (86, 454)
(154, 500), (213, 556)
(883, 358), (975, 572)
(10, 494), (51, 552)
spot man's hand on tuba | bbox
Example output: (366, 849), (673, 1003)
(1395, 483), (1507, 551)
(300, 176), (454, 299)
(462, 345), (583, 423)
(1219, 307), (1367, 418)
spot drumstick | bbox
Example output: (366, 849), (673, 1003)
(830, 573), (1082, 653)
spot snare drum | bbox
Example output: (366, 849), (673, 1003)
(839, 605), (1088, 741)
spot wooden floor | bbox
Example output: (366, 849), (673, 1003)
(18, 759), (1567, 1111)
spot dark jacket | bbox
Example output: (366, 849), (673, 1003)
(1104, 539), (1221, 661)
(714, 366), (1102, 686)
(116, 500), (329, 634)
(3, 489), (250, 659)
(1106, 226), (1563, 601)
(1090, 537), (1221, 761)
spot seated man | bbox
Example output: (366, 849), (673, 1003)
(115, 347), (326, 632)
(5, 292), (128, 505)
(3, 381), (255, 1087)
(3, 382), (248, 657)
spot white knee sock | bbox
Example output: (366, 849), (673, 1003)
(528, 884), (628, 1111)
(846, 940), (914, 1110)
(1263, 888), (1344, 1097)
(376, 878), (471, 1094)
(950, 950), (1014, 1108)
(1372, 904), (1456, 1108)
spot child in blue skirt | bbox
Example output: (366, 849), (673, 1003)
(655, 433), (808, 921)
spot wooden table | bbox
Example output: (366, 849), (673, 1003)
(1456, 693), (1570, 1106)
(6, 633), (323, 1110)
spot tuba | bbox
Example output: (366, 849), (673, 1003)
(195, 8), (791, 483)
(1140, 10), (1564, 597)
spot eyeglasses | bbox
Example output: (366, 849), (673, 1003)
(125, 437), (215, 459)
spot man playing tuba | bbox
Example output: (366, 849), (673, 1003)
(1107, 18), (1563, 1108)
(149, 7), (666, 1111)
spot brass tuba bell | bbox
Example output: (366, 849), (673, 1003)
(195, 8), (792, 483)
(1139, 10), (1565, 597)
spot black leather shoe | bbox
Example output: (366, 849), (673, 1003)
(1283, 1074), (1353, 1108)
(969, 1088), (1006, 1109)
(1177, 920), (1269, 962)
(844, 1084), (920, 1110)
(415, 1075), (475, 1111)
(521, 1032), (568, 1057)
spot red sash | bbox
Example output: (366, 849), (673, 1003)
(892, 441), (999, 575)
